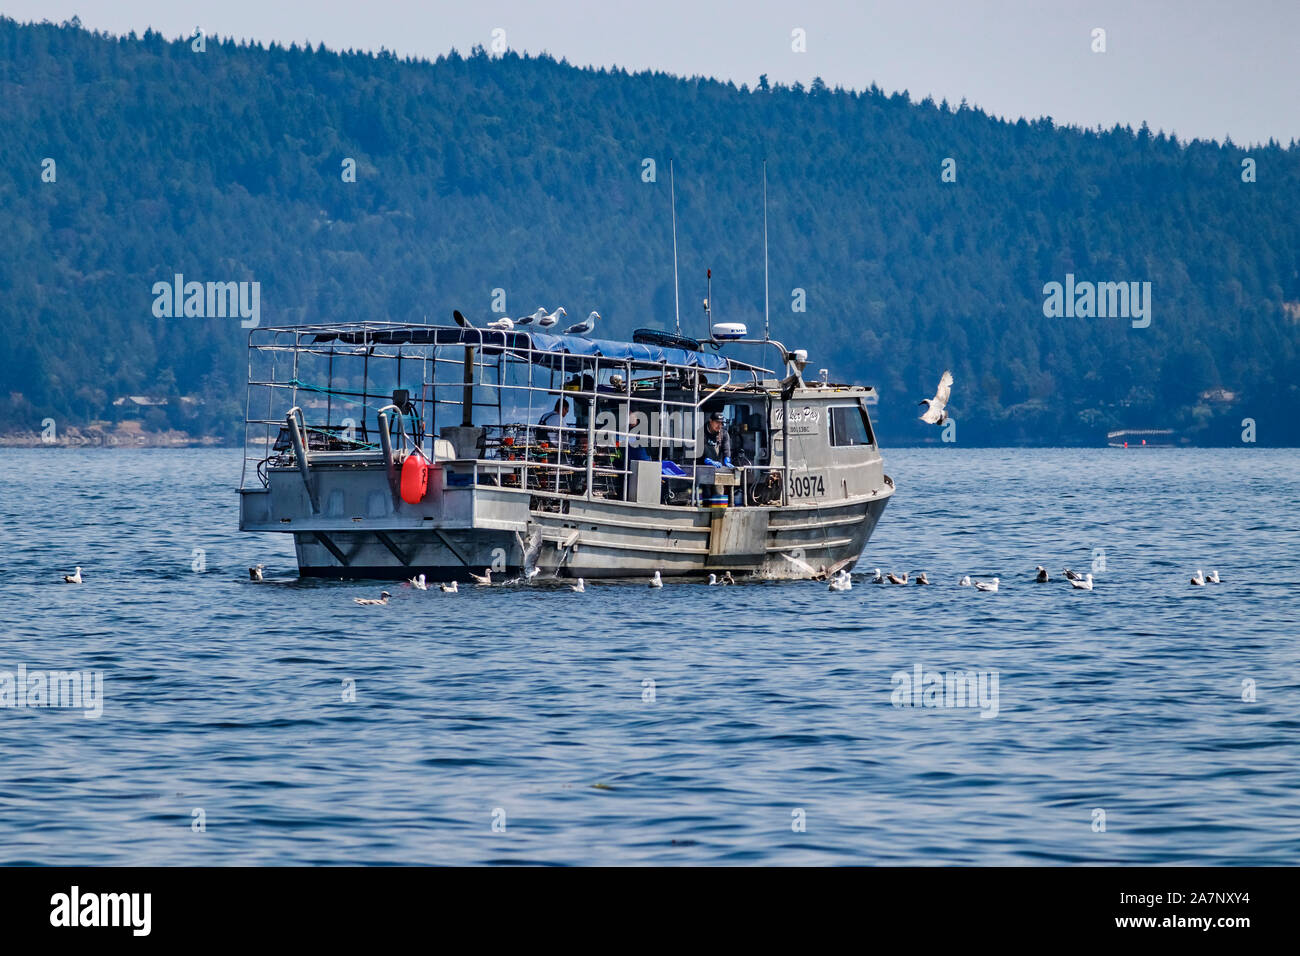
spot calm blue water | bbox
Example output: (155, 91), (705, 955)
(0, 447), (1296, 865)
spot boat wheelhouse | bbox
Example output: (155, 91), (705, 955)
(238, 320), (893, 580)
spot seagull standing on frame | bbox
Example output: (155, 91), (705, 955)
(564, 311), (599, 336)
(516, 307), (546, 327)
(538, 307), (566, 328)
(486, 316), (513, 330)
(918, 371), (954, 425)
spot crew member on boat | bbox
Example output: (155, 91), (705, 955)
(700, 411), (731, 468)
(538, 398), (571, 446)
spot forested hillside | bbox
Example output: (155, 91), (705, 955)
(2, 17), (1298, 445)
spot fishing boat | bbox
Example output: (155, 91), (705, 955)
(238, 318), (894, 580)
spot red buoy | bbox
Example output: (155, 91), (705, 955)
(400, 451), (429, 504)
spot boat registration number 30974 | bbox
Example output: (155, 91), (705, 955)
(789, 473), (826, 498)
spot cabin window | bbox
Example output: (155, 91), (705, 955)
(830, 404), (873, 447)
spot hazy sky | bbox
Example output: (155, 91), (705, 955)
(5, 0), (1297, 145)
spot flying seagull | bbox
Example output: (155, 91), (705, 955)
(516, 307), (547, 327)
(354, 591), (392, 606)
(919, 370), (954, 425)
(538, 307), (566, 328)
(565, 311), (599, 336)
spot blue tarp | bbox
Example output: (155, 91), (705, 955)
(525, 331), (729, 371)
(311, 325), (730, 371)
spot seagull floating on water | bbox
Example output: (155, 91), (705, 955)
(958, 575), (972, 587)
(1035, 566), (1049, 583)
(409, 573), (428, 590)
(564, 310), (599, 336)
(571, 578), (586, 593)
(827, 569), (852, 591)
(486, 316), (514, 331)
(872, 568), (885, 584)
(914, 572), (930, 585)
(722, 571), (736, 585)
(538, 307), (566, 328)
(649, 571), (663, 588)
(1070, 573), (1094, 591)
(516, 307), (547, 327)
(469, 568), (492, 586)
(1207, 570), (1221, 584)
(249, 564), (264, 582)
(918, 370), (954, 425)
(1190, 569), (1206, 586)
(886, 572), (909, 585)
(354, 591), (392, 606)
(974, 578), (999, 592)
(1063, 568), (1084, 582)
(440, 581), (458, 593)
(64, 567), (82, 584)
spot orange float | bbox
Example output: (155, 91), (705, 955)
(399, 451), (430, 504)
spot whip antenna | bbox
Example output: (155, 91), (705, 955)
(763, 161), (770, 343)
(671, 159), (681, 336)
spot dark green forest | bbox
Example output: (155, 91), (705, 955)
(2, 17), (1297, 446)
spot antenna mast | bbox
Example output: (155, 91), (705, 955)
(763, 161), (770, 342)
(670, 159), (681, 336)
